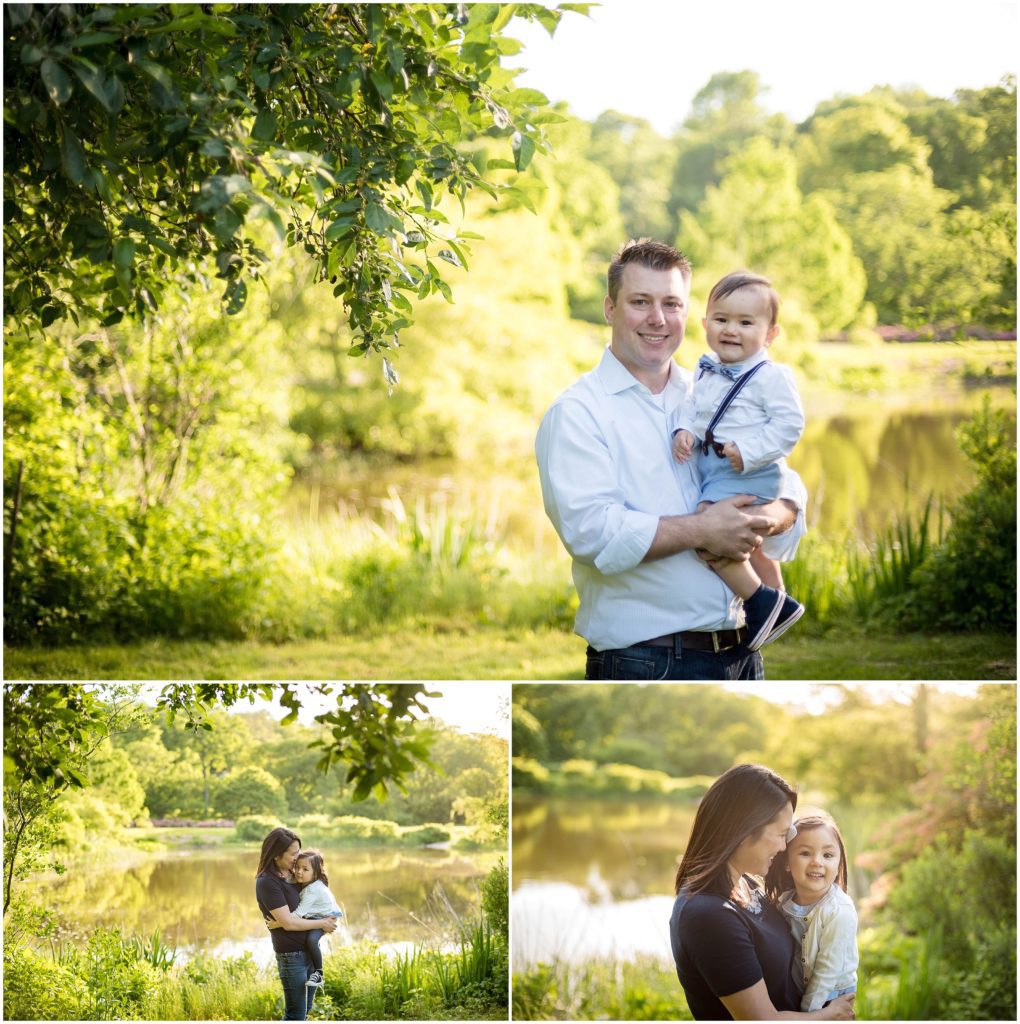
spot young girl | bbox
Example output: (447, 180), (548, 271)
(765, 813), (859, 1011)
(292, 849), (344, 988)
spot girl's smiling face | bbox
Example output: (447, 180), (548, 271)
(293, 858), (315, 885)
(786, 825), (842, 904)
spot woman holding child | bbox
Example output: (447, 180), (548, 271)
(255, 827), (340, 1021)
(669, 764), (857, 1020)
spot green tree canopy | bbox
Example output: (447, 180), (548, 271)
(3, 2), (584, 364)
(679, 138), (866, 337)
(796, 95), (932, 192)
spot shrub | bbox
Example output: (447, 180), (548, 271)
(511, 757), (550, 790)
(887, 829), (1015, 968)
(400, 824), (450, 846)
(480, 858), (508, 937)
(901, 400), (1016, 630)
(3, 942), (84, 1021)
(332, 816), (399, 844)
(53, 927), (160, 1020)
(233, 815), (284, 842)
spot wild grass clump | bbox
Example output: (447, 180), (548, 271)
(512, 957), (692, 1021)
(4, 927), (507, 1021)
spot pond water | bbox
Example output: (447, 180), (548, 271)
(511, 796), (877, 970)
(292, 389), (1015, 558)
(511, 796), (693, 970)
(25, 843), (495, 968)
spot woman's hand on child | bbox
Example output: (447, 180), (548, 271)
(672, 429), (695, 463)
(321, 917), (339, 933)
(822, 993), (855, 1020)
(722, 441), (744, 471)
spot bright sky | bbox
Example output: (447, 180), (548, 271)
(508, 0), (1018, 135)
(225, 683), (510, 739)
(723, 681), (981, 715)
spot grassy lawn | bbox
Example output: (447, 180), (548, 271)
(5, 627), (1014, 680)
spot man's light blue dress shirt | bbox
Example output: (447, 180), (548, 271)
(536, 347), (807, 651)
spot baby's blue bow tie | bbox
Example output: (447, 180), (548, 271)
(697, 355), (741, 381)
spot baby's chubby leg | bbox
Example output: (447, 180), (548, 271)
(693, 501), (762, 600)
(750, 547), (783, 589)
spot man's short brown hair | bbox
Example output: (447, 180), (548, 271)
(607, 238), (693, 303)
(707, 271), (780, 327)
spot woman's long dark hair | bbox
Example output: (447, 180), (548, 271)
(764, 812), (848, 902)
(255, 827), (301, 878)
(674, 763), (797, 898)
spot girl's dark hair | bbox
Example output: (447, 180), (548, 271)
(255, 827), (301, 878)
(764, 812), (848, 902)
(673, 763), (797, 899)
(295, 848), (329, 888)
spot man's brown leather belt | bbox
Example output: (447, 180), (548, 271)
(641, 629), (746, 653)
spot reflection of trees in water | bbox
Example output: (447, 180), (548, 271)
(798, 409), (984, 537)
(512, 797), (696, 897)
(26, 848), (491, 949)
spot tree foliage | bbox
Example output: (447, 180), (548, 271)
(2, 683), (138, 913)
(3, 2), (585, 360)
(2, 682), (443, 911)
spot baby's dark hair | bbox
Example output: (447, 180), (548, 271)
(295, 848), (329, 887)
(708, 270), (780, 327)
(764, 812), (848, 902)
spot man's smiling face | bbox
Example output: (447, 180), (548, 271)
(605, 262), (690, 392)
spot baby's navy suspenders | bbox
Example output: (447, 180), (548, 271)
(699, 361), (769, 457)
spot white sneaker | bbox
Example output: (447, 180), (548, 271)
(305, 971), (324, 988)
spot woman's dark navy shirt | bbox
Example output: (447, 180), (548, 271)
(669, 877), (801, 1020)
(255, 871), (305, 954)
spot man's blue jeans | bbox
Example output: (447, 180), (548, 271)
(275, 950), (316, 1020)
(585, 642), (765, 680)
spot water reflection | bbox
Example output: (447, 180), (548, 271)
(293, 396), (1015, 553)
(511, 881), (673, 970)
(25, 845), (494, 959)
(511, 797), (695, 898)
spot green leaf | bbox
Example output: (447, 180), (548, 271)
(324, 216), (356, 242)
(113, 237), (135, 270)
(137, 60), (176, 96)
(40, 305), (62, 328)
(251, 199), (285, 240)
(40, 59), (73, 106)
(252, 107), (277, 142)
(60, 128), (87, 183)
(71, 61), (112, 112)
(364, 202), (402, 236)
(511, 131), (536, 172)
(71, 31), (119, 48)
(223, 277), (247, 315)
(213, 205), (243, 242)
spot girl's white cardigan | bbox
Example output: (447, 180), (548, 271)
(778, 884), (859, 1012)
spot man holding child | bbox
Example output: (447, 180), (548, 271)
(535, 239), (806, 680)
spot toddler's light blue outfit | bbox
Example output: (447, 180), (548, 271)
(296, 879), (343, 920)
(669, 351), (805, 560)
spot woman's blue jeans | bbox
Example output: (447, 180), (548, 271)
(275, 950), (316, 1020)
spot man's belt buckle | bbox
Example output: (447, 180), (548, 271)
(712, 631), (721, 653)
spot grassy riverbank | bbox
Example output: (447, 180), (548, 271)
(5, 626), (1015, 679)
(512, 920), (1012, 1021)
(5, 924), (507, 1021)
